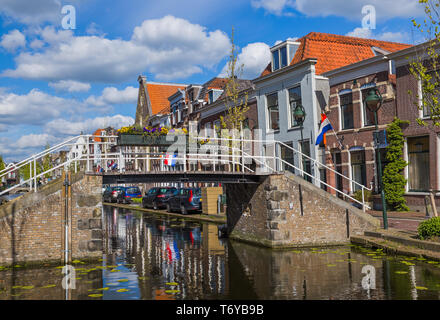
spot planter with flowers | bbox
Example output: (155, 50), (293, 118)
(117, 125), (188, 146)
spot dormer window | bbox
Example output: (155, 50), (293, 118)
(271, 40), (300, 72)
(208, 89), (223, 104)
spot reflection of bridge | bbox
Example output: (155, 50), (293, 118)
(0, 134), (372, 210)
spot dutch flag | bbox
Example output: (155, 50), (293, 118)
(315, 114), (333, 146)
(164, 154), (177, 166)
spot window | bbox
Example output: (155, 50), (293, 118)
(288, 86), (302, 127)
(300, 140), (312, 182)
(280, 46), (288, 68)
(421, 70), (439, 117)
(272, 50), (280, 71)
(281, 141), (294, 173)
(408, 136), (430, 191)
(362, 88), (376, 127)
(351, 150), (366, 192)
(213, 120), (221, 137)
(340, 92), (354, 130)
(267, 93), (279, 131)
(208, 90), (213, 104)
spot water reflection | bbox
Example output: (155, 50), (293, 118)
(0, 205), (440, 300)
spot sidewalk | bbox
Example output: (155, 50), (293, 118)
(366, 209), (428, 220)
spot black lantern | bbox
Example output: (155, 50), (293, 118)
(363, 87), (388, 229)
(364, 88), (383, 113)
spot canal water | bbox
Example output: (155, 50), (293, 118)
(1, 205), (440, 300)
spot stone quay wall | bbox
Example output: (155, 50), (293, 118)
(0, 172), (103, 266)
(227, 171), (380, 248)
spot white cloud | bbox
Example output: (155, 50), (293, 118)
(0, 29), (26, 52)
(49, 80), (91, 93)
(2, 16), (231, 82)
(219, 42), (271, 79)
(345, 27), (410, 43)
(85, 86), (138, 107)
(253, 0), (425, 21)
(16, 133), (56, 149)
(0, 88), (80, 126)
(46, 115), (134, 135)
(0, 0), (61, 25)
(251, 0), (295, 15)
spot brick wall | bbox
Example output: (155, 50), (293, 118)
(227, 172), (379, 248)
(0, 173), (103, 266)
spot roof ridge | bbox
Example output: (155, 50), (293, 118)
(147, 81), (188, 87)
(302, 31), (411, 46)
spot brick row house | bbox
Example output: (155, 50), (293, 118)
(322, 40), (440, 211)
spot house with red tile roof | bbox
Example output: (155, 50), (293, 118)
(254, 32), (411, 188)
(134, 75), (187, 127)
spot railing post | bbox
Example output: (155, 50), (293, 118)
(362, 187), (366, 212)
(33, 157), (37, 192)
(86, 136), (90, 172)
(29, 161), (33, 192)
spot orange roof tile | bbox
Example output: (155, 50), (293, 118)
(146, 83), (187, 115)
(260, 32), (412, 77)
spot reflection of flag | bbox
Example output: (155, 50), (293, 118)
(315, 114), (333, 146)
(164, 154), (177, 166)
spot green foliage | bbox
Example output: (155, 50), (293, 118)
(418, 217), (440, 240)
(220, 27), (250, 131)
(0, 155), (4, 172)
(42, 144), (52, 178)
(408, 0), (440, 127)
(353, 189), (372, 203)
(382, 118), (410, 211)
(19, 162), (42, 182)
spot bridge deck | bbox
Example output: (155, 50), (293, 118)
(88, 170), (269, 184)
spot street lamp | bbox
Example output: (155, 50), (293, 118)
(294, 104), (306, 178)
(364, 88), (388, 229)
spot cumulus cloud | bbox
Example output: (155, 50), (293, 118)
(252, 0), (425, 21)
(251, 0), (295, 16)
(49, 80), (91, 93)
(46, 115), (134, 136)
(345, 27), (410, 43)
(85, 86), (138, 107)
(16, 133), (56, 149)
(0, 88), (81, 126)
(0, 0), (62, 25)
(2, 16), (231, 82)
(219, 42), (271, 79)
(0, 29), (26, 52)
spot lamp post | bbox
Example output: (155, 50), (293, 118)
(294, 104), (306, 178)
(364, 88), (388, 229)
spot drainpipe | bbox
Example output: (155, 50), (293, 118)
(63, 172), (71, 264)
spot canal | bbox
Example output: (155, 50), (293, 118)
(1, 205), (440, 300)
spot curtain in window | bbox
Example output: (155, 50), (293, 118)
(408, 136), (430, 191)
(267, 93), (279, 130)
(340, 93), (354, 129)
(289, 86), (301, 127)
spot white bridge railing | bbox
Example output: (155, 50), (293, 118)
(0, 134), (372, 211)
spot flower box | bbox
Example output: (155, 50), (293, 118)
(117, 134), (186, 146)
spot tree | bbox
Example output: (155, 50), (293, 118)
(408, 0), (440, 126)
(382, 118), (410, 211)
(0, 155), (5, 172)
(19, 162), (42, 182)
(42, 143), (52, 178)
(220, 27), (250, 131)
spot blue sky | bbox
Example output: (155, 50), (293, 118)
(0, 0), (427, 162)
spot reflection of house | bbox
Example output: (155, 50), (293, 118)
(1, 163), (19, 186)
(254, 32), (411, 187)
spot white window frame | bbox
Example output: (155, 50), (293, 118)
(266, 92), (280, 132)
(338, 89), (353, 131)
(286, 84), (302, 128)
